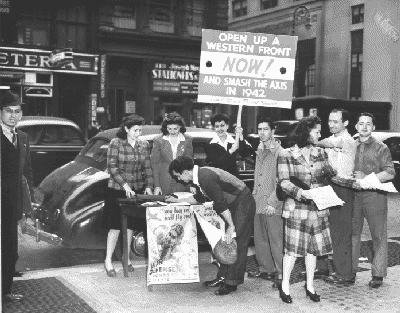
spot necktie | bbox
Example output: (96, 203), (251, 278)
(11, 130), (17, 147)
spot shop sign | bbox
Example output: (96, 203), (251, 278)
(24, 87), (52, 97)
(151, 62), (199, 94)
(125, 101), (136, 113)
(100, 55), (106, 98)
(0, 47), (99, 75)
(49, 48), (73, 68)
(88, 94), (97, 126)
(0, 0), (10, 13)
(0, 71), (24, 79)
(198, 29), (297, 108)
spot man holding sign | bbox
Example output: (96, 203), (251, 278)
(167, 156), (256, 296)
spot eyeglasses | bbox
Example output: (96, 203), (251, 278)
(3, 108), (22, 114)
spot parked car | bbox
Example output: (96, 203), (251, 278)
(246, 120), (299, 150)
(32, 127), (255, 257)
(353, 131), (400, 190)
(16, 116), (86, 186)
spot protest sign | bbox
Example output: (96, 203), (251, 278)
(198, 29), (298, 109)
(146, 205), (199, 285)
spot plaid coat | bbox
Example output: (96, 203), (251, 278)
(107, 137), (154, 191)
(277, 145), (356, 220)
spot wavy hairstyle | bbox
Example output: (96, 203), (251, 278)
(161, 112), (186, 135)
(116, 114), (145, 139)
(288, 115), (321, 148)
(169, 156), (194, 177)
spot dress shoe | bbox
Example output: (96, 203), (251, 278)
(203, 277), (224, 288)
(278, 286), (292, 304)
(272, 278), (282, 289)
(13, 271), (24, 277)
(104, 263), (117, 277)
(121, 255), (135, 272)
(304, 284), (321, 302)
(324, 274), (356, 285)
(214, 283), (237, 296)
(2, 294), (24, 302)
(247, 270), (277, 280)
(368, 277), (383, 289)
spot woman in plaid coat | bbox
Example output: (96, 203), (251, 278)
(103, 115), (154, 277)
(277, 116), (360, 304)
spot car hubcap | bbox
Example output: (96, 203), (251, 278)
(131, 231), (146, 257)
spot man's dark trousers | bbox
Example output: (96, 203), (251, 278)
(217, 191), (256, 285)
(318, 184), (354, 279)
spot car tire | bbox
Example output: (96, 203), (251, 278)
(131, 230), (147, 257)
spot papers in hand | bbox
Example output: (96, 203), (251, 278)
(307, 186), (344, 210)
(360, 173), (398, 192)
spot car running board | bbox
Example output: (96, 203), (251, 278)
(20, 214), (63, 246)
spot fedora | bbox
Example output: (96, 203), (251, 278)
(1, 91), (24, 109)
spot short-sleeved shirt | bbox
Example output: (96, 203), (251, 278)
(354, 136), (395, 177)
(325, 130), (356, 177)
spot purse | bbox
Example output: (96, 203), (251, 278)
(276, 176), (312, 204)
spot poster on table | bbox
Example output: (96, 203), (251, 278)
(191, 203), (225, 241)
(197, 29), (298, 109)
(146, 205), (199, 285)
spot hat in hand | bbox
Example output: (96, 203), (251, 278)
(1, 91), (23, 109)
(213, 237), (238, 265)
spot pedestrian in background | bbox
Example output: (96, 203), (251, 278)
(352, 112), (395, 288)
(151, 112), (193, 195)
(103, 115), (153, 277)
(248, 117), (284, 289)
(1, 91), (35, 302)
(277, 116), (360, 304)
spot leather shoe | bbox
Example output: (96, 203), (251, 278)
(272, 278), (282, 289)
(214, 283), (237, 296)
(324, 274), (356, 285)
(203, 277), (224, 288)
(13, 271), (24, 277)
(278, 286), (292, 304)
(3, 294), (24, 302)
(368, 277), (383, 289)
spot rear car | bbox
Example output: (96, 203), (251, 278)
(17, 116), (86, 186)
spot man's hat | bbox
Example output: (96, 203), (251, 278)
(1, 91), (24, 109)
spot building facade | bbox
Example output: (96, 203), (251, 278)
(228, 0), (400, 132)
(0, 0), (229, 132)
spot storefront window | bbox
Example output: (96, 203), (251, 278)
(99, 4), (137, 30)
(191, 102), (214, 129)
(17, 19), (51, 47)
(57, 5), (88, 51)
(186, 0), (206, 36)
(149, 0), (175, 33)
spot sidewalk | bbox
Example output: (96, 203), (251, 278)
(5, 249), (400, 313)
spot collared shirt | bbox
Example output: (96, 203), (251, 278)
(354, 136), (395, 177)
(162, 133), (186, 159)
(1, 123), (17, 145)
(325, 129), (356, 177)
(209, 133), (236, 151)
(107, 137), (154, 191)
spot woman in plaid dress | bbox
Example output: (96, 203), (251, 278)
(277, 116), (360, 303)
(103, 115), (154, 277)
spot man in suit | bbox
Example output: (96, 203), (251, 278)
(1, 90), (34, 302)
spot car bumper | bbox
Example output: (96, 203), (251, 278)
(20, 212), (63, 246)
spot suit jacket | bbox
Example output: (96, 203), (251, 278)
(150, 133), (193, 194)
(1, 128), (34, 221)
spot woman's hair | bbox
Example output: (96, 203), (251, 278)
(289, 115), (321, 148)
(161, 112), (186, 135)
(211, 113), (229, 126)
(116, 114), (145, 139)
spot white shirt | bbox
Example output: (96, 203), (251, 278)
(325, 129), (356, 177)
(209, 133), (235, 151)
(1, 123), (16, 145)
(162, 133), (185, 159)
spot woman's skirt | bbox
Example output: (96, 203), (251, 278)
(284, 217), (333, 257)
(102, 187), (144, 231)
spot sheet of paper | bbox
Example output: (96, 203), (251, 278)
(307, 185), (344, 210)
(362, 173), (399, 192)
(172, 192), (194, 199)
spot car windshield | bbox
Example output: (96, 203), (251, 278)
(80, 138), (110, 163)
(18, 125), (85, 146)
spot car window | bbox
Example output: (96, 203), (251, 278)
(237, 155), (255, 171)
(17, 125), (43, 145)
(383, 137), (400, 161)
(39, 126), (62, 145)
(80, 138), (110, 163)
(59, 126), (85, 146)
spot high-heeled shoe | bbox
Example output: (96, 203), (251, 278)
(304, 284), (321, 302)
(278, 285), (293, 304)
(104, 263), (117, 277)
